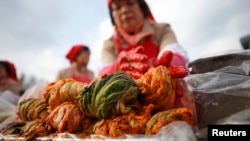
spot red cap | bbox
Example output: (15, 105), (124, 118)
(107, 0), (155, 22)
(66, 44), (86, 63)
(107, 0), (112, 6)
(4, 61), (18, 81)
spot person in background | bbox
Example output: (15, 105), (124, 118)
(99, 0), (189, 79)
(0, 60), (22, 96)
(0, 60), (21, 105)
(56, 44), (95, 84)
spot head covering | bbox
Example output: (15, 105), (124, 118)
(107, 0), (155, 22)
(66, 44), (86, 63)
(0, 61), (18, 81)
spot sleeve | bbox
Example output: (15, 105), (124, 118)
(55, 70), (62, 81)
(156, 23), (189, 65)
(99, 38), (117, 74)
(89, 70), (95, 80)
(101, 39), (117, 65)
(55, 68), (70, 81)
(158, 43), (189, 63)
(157, 23), (178, 51)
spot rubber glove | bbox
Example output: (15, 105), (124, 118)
(154, 50), (188, 107)
(100, 46), (149, 79)
(156, 50), (186, 67)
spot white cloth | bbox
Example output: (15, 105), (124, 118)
(0, 90), (20, 105)
(0, 95), (17, 123)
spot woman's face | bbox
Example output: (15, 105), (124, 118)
(0, 64), (8, 79)
(75, 51), (90, 66)
(111, 0), (144, 33)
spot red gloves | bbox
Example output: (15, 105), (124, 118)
(156, 50), (173, 67)
(100, 46), (149, 79)
(153, 50), (186, 68)
(100, 47), (187, 80)
(153, 50), (188, 108)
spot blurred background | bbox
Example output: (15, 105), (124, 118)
(0, 0), (249, 89)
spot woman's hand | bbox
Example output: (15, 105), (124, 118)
(113, 46), (149, 79)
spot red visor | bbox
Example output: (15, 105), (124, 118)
(107, 0), (155, 22)
(66, 44), (86, 63)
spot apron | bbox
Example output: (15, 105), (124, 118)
(114, 32), (159, 60)
(71, 67), (92, 84)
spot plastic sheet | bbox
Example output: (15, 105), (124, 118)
(188, 49), (250, 74)
(0, 90), (20, 105)
(0, 98), (16, 123)
(186, 51), (250, 139)
(0, 121), (197, 141)
(18, 82), (48, 105)
(218, 108), (250, 125)
(0, 82), (48, 131)
(176, 79), (198, 125)
(54, 121), (197, 141)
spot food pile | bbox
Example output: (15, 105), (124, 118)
(1, 65), (196, 141)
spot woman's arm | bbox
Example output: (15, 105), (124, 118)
(99, 39), (117, 76)
(155, 23), (189, 66)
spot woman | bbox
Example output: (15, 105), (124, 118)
(0, 60), (22, 96)
(100, 0), (189, 79)
(0, 61), (21, 124)
(56, 44), (95, 84)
